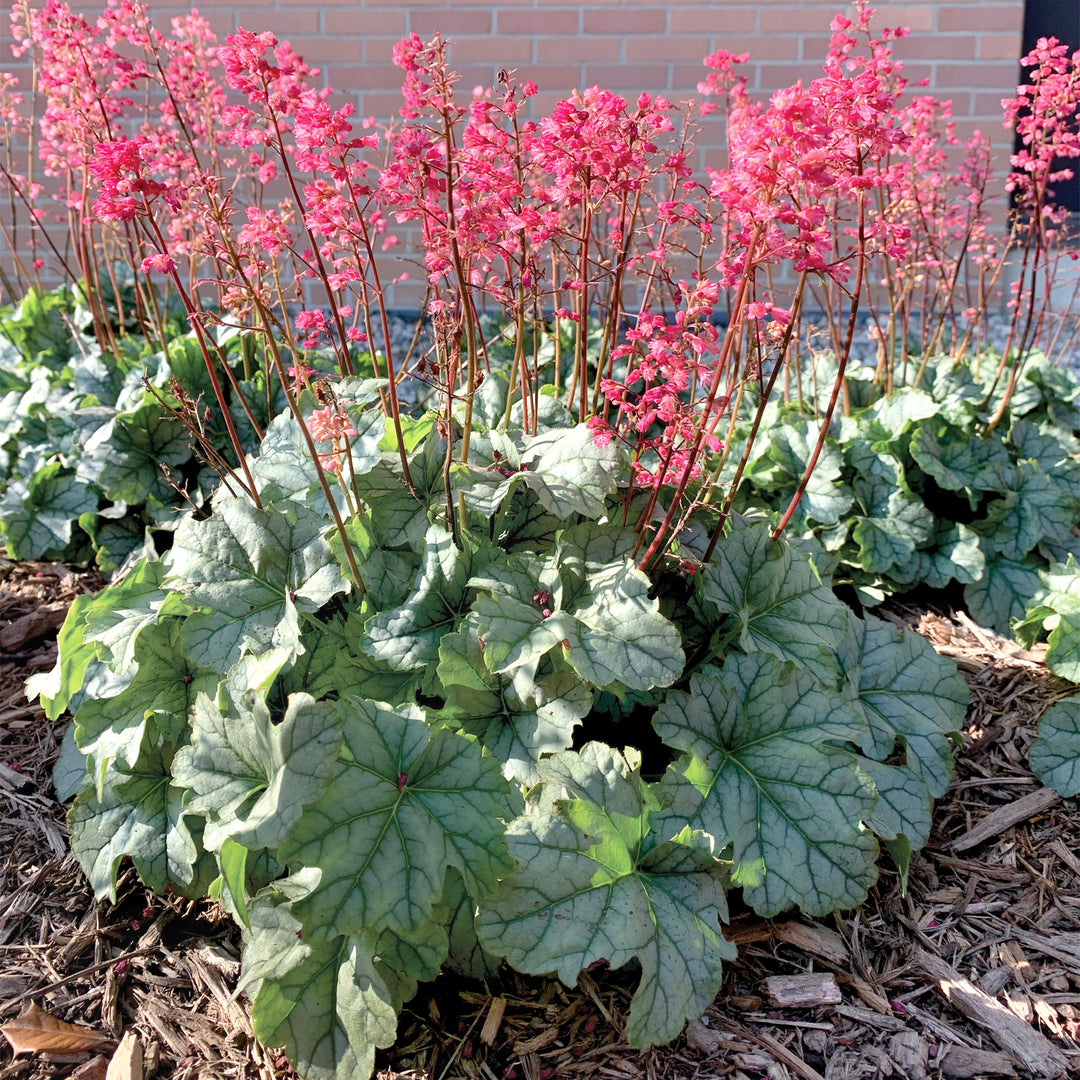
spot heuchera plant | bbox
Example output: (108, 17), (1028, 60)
(3, 2), (1077, 1077)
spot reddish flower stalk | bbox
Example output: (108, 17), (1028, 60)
(4, 0), (1077, 570)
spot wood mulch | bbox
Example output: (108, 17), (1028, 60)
(1, 560), (1078, 1080)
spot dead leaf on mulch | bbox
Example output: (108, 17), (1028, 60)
(0, 1003), (115, 1056)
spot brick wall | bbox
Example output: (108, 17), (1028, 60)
(1, 0), (1028, 307)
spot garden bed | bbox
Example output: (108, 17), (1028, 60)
(2, 564), (1077, 1080)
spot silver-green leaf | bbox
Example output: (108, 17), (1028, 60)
(172, 692), (342, 853)
(1030, 699), (1080, 798)
(279, 697), (514, 941)
(653, 654), (878, 917)
(168, 499), (346, 670)
(477, 744), (734, 1048)
(701, 519), (849, 675)
(838, 613), (967, 800)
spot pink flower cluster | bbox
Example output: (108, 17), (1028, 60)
(1005, 37), (1080, 222)
(307, 403), (357, 472)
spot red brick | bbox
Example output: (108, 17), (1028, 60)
(447, 37), (533, 64)
(327, 64), (401, 91)
(357, 91), (410, 117)
(519, 65), (586, 89)
(669, 9), (758, 34)
(537, 38), (621, 64)
(527, 89), (586, 113)
(584, 9), (666, 34)
(582, 63), (669, 90)
(324, 10), (406, 36)
(892, 33), (977, 61)
(672, 59), (715, 90)
(949, 118), (992, 144)
(276, 0), (370, 7)
(938, 4), (1022, 33)
(936, 61), (1021, 88)
(755, 61), (831, 91)
(701, 34), (801, 62)
(973, 91), (1017, 118)
(798, 33), (834, 63)
(867, 4), (936, 32)
(497, 11), (580, 35)
(743, 6), (830, 32)
(628, 35), (722, 62)
(978, 33), (1023, 60)
(291, 37), (365, 63)
(271, 10), (319, 35)
(413, 10), (494, 36)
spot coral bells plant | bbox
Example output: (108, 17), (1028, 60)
(3, 2), (1079, 1077)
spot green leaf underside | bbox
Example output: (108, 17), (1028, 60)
(1043, 605), (1080, 683)
(478, 744), (733, 1048)
(1030, 699), (1080, 798)
(279, 697), (513, 941)
(653, 654), (878, 917)
(219, 837), (252, 928)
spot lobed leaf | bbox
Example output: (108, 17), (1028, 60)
(979, 461), (1078, 562)
(172, 692), (342, 852)
(965, 555), (1043, 635)
(243, 896), (400, 1080)
(74, 618), (215, 789)
(471, 538), (683, 693)
(168, 499), (346, 670)
(362, 524), (482, 671)
(68, 720), (211, 901)
(653, 654), (878, 917)
(701, 519), (849, 676)
(477, 744), (734, 1048)
(838, 613), (967, 800)
(279, 697), (514, 941)
(437, 618), (590, 785)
